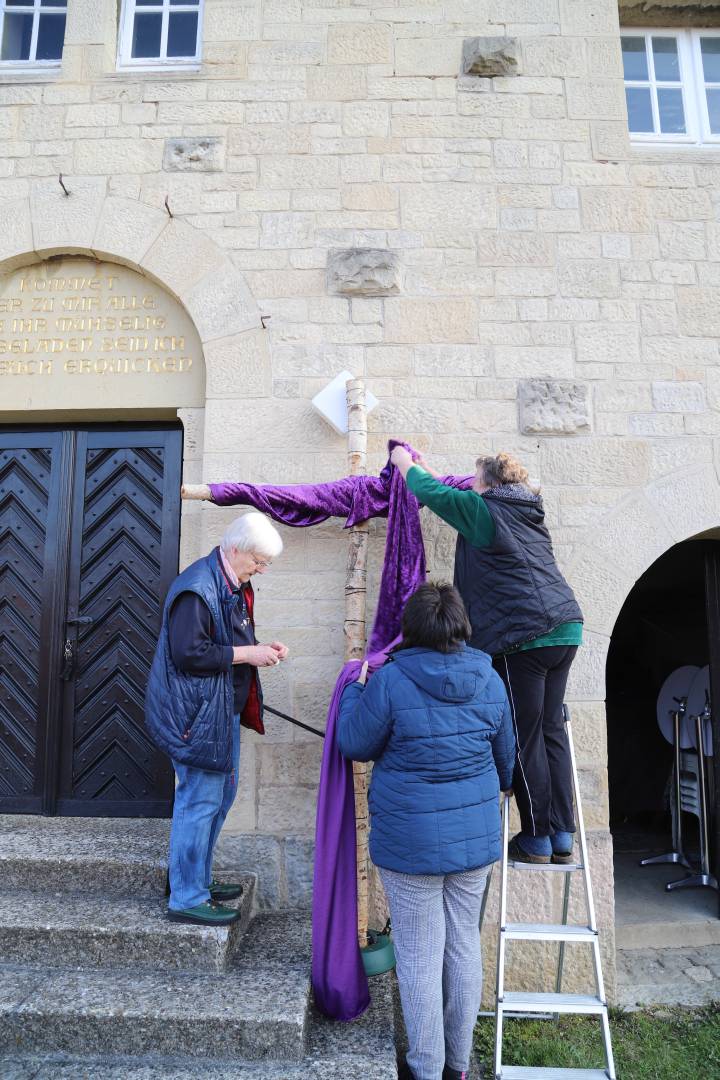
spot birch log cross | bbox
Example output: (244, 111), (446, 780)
(180, 378), (372, 949)
(345, 377), (369, 950)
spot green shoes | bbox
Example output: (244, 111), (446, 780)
(209, 879), (244, 902)
(167, 901), (240, 926)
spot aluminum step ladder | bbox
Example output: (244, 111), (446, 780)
(489, 704), (616, 1080)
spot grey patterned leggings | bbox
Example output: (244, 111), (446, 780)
(379, 864), (490, 1080)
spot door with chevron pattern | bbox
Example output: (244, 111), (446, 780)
(0, 425), (181, 817)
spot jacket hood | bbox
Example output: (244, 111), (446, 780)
(389, 644), (493, 703)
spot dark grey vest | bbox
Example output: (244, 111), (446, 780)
(453, 487), (582, 657)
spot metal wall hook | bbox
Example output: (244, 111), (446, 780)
(58, 174), (70, 197)
(164, 195), (173, 218)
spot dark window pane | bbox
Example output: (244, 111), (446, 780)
(701, 38), (720, 83)
(171, 0), (199, 5)
(4, 1), (34, 7)
(622, 37), (648, 81)
(626, 86), (654, 132)
(136, 1), (163, 6)
(1, 12), (32, 60)
(707, 88), (720, 134)
(131, 12), (162, 58)
(40, 1), (67, 8)
(36, 13), (65, 59)
(652, 37), (680, 82)
(657, 87), (685, 133)
(167, 11), (198, 57)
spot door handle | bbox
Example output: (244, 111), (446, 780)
(60, 616), (93, 680)
(60, 638), (74, 681)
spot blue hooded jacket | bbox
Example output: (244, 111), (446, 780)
(337, 645), (515, 875)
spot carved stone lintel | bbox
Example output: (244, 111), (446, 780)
(461, 36), (521, 78)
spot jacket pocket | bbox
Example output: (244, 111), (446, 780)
(182, 699), (211, 742)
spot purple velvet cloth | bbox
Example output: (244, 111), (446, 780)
(210, 446), (472, 1020)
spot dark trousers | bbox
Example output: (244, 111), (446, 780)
(493, 645), (577, 838)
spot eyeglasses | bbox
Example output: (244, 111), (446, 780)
(251, 554), (272, 570)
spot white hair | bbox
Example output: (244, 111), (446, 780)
(220, 512), (283, 558)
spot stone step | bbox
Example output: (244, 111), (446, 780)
(0, 882), (255, 972)
(234, 909), (311, 969)
(0, 816), (171, 898)
(0, 961), (310, 1061)
(615, 943), (720, 1008)
(0, 970), (399, 1079)
(0, 1052), (398, 1079)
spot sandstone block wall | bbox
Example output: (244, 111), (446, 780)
(5, 0), (720, 997)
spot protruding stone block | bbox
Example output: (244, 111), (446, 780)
(519, 378), (590, 435)
(163, 136), (225, 173)
(326, 248), (400, 297)
(461, 37), (521, 78)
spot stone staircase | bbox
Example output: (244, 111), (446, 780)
(0, 815), (398, 1079)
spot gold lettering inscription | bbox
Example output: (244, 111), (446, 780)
(54, 315), (166, 333)
(62, 296), (100, 313)
(13, 318), (47, 333)
(0, 357), (52, 375)
(31, 297), (54, 313)
(107, 295), (156, 311)
(20, 274), (114, 293)
(100, 336), (150, 353)
(0, 261), (197, 386)
(61, 355), (193, 375)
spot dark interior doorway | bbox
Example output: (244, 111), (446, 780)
(0, 423), (181, 818)
(607, 537), (720, 915)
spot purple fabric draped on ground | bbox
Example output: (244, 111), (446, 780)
(210, 447), (472, 1020)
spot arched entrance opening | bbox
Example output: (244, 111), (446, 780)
(606, 536), (720, 958)
(0, 253), (207, 818)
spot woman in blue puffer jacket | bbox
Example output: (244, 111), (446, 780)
(338, 583), (515, 1080)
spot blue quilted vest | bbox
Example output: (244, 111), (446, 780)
(145, 548), (251, 773)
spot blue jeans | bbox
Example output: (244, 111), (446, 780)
(168, 714), (241, 911)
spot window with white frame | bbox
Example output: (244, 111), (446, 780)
(621, 28), (720, 145)
(0, 0), (66, 66)
(119, 0), (203, 68)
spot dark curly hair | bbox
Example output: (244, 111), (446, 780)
(399, 582), (471, 654)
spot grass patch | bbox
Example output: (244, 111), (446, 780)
(474, 1004), (720, 1078)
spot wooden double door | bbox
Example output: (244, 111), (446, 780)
(0, 425), (181, 817)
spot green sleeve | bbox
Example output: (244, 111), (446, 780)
(406, 466), (495, 547)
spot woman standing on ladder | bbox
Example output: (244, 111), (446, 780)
(390, 445), (583, 866)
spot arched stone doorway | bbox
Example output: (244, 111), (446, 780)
(607, 537), (720, 882)
(0, 191), (264, 817)
(560, 464), (720, 1000)
(603, 531), (720, 1004)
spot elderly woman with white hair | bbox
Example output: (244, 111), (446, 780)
(145, 512), (288, 926)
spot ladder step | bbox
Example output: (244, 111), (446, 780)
(500, 992), (606, 1015)
(508, 860), (583, 872)
(501, 1068), (610, 1079)
(503, 923), (597, 942)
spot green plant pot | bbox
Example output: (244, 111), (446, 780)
(361, 928), (396, 977)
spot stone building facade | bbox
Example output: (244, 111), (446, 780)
(2, 0), (720, 1000)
